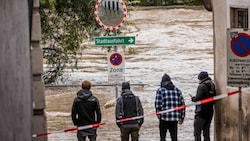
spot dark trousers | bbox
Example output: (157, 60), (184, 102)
(194, 116), (212, 141)
(120, 125), (140, 141)
(77, 128), (97, 141)
(159, 120), (178, 141)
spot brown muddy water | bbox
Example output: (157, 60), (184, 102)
(45, 7), (213, 141)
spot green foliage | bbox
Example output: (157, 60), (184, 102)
(40, 0), (98, 84)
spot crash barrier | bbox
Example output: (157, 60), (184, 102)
(33, 90), (241, 138)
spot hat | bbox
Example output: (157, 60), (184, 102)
(122, 82), (130, 90)
(161, 73), (171, 82)
(198, 71), (208, 80)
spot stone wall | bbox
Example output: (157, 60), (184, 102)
(0, 0), (47, 140)
(31, 0), (47, 141)
(0, 0), (32, 140)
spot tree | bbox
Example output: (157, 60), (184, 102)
(40, 0), (98, 84)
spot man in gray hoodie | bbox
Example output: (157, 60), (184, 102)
(115, 82), (144, 141)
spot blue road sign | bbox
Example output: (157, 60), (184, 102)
(231, 33), (250, 57)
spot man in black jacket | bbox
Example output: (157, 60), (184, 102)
(115, 82), (144, 141)
(71, 80), (102, 141)
(190, 71), (216, 141)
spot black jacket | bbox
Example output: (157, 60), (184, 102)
(115, 89), (144, 127)
(71, 89), (102, 126)
(191, 77), (216, 119)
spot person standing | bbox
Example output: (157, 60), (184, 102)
(115, 82), (144, 141)
(71, 80), (102, 141)
(155, 73), (186, 141)
(189, 71), (216, 141)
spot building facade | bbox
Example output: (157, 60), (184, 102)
(212, 0), (250, 140)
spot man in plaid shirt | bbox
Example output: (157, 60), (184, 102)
(155, 73), (186, 141)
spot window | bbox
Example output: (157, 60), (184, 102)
(230, 8), (248, 28)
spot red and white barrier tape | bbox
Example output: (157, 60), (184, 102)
(33, 90), (240, 138)
(32, 123), (105, 138)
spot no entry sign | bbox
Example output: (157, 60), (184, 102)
(227, 29), (250, 87)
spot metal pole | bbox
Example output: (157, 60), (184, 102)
(115, 84), (118, 98)
(114, 30), (118, 98)
(238, 87), (242, 141)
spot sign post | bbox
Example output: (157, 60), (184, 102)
(107, 52), (125, 98)
(227, 29), (250, 141)
(94, 0), (129, 98)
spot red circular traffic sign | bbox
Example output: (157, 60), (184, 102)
(110, 53), (123, 66)
(94, 0), (127, 31)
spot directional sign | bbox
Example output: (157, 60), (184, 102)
(227, 29), (250, 87)
(95, 36), (136, 46)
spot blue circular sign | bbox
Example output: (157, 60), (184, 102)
(110, 53), (122, 66)
(231, 33), (250, 57)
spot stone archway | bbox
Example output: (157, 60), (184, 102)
(202, 0), (212, 11)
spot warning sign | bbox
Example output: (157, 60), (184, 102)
(227, 29), (250, 87)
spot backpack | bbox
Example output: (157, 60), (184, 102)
(196, 82), (216, 118)
(204, 81), (216, 98)
(118, 94), (143, 126)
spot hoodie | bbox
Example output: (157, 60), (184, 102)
(115, 88), (144, 127)
(155, 74), (185, 121)
(71, 89), (101, 126)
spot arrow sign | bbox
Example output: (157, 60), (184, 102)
(95, 36), (136, 46)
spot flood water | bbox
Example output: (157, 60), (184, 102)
(45, 7), (214, 141)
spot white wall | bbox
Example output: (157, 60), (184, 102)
(212, 0), (250, 140)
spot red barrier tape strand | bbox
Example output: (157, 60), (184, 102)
(33, 90), (240, 138)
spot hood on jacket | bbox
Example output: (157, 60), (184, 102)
(199, 77), (212, 84)
(161, 81), (175, 90)
(76, 89), (92, 100)
(121, 89), (133, 96)
(161, 73), (175, 90)
(200, 77), (214, 90)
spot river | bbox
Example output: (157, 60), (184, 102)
(45, 7), (213, 141)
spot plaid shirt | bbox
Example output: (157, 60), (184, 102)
(155, 87), (185, 121)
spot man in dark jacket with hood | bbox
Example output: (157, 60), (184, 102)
(190, 71), (216, 141)
(71, 80), (102, 141)
(115, 81), (144, 141)
(155, 73), (185, 141)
